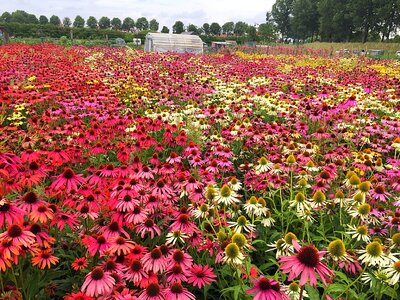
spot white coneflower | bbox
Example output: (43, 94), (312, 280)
(297, 209), (316, 223)
(192, 203), (210, 219)
(347, 224), (371, 243)
(254, 157), (273, 174)
(215, 184), (240, 206)
(243, 196), (260, 216)
(227, 215), (256, 233)
(223, 243), (245, 266)
(358, 241), (396, 267)
(348, 203), (372, 222)
(228, 177), (242, 192)
(260, 210), (275, 227)
(384, 260), (400, 285)
(290, 192), (312, 213)
(304, 160), (319, 172)
(266, 232), (297, 258)
(166, 230), (188, 245)
(286, 282), (309, 300)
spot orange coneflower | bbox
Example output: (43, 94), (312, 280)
(31, 248), (59, 269)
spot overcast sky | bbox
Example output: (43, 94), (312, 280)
(2, 0), (275, 29)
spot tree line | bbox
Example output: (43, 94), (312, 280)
(0, 10), (276, 42)
(270, 0), (400, 43)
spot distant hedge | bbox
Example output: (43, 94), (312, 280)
(0, 22), (150, 42)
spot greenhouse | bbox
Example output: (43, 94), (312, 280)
(144, 32), (203, 54)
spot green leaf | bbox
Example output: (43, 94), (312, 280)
(382, 286), (398, 299)
(305, 284), (320, 300)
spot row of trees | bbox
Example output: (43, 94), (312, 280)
(0, 10), (275, 42)
(0, 10), (160, 31)
(270, 0), (400, 42)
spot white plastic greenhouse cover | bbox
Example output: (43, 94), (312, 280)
(144, 33), (203, 54)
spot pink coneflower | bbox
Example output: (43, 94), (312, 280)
(135, 219), (161, 239)
(169, 214), (197, 235)
(29, 204), (54, 223)
(124, 259), (148, 284)
(71, 257), (89, 270)
(142, 248), (168, 273)
(0, 223), (35, 248)
(127, 244), (148, 261)
(187, 264), (216, 288)
(165, 263), (189, 283)
(99, 221), (130, 239)
(279, 240), (334, 287)
(152, 180), (174, 198)
(246, 276), (290, 300)
(369, 185), (390, 202)
(0, 199), (25, 227)
(29, 223), (55, 248)
(165, 282), (195, 300)
(126, 206), (148, 225)
(64, 291), (94, 300)
(82, 234), (110, 256)
(81, 267), (115, 297)
(17, 191), (43, 212)
(50, 167), (86, 192)
(169, 249), (193, 269)
(138, 282), (165, 300)
(115, 195), (140, 212)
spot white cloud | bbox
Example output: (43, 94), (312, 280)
(1, 0), (275, 29)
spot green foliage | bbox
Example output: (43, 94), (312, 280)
(49, 15), (61, 26)
(122, 17), (135, 31)
(73, 15), (85, 28)
(111, 17), (122, 30)
(210, 22), (221, 35)
(86, 16), (98, 29)
(62, 17), (71, 27)
(234, 21), (248, 35)
(161, 26), (169, 33)
(98, 16), (111, 29)
(136, 17), (149, 30)
(222, 21), (234, 35)
(172, 20), (184, 34)
(149, 19), (159, 32)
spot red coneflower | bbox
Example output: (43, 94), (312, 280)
(135, 219), (161, 239)
(0, 199), (25, 227)
(279, 240), (334, 287)
(50, 167), (86, 193)
(64, 291), (94, 300)
(17, 191), (43, 212)
(108, 236), (136, 256)
(31, 248), (59, 269)
(82, 234), (111, 256)
(187, 264), (216, 288)
(71, 257), (89, 271)
(29, 204), (54, 223)
(81, 267), (115, 297)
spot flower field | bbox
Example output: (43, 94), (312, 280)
(0, 44), (400, 300)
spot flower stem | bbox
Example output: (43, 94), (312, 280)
(337, 264), (367, 299)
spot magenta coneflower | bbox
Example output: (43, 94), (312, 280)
(108, 236), (136, 256)
(50, 167), (85, 192)
(142, 248), (168, 273)
(169, 249), (193, 269)
(81, 267), (115, 297)
(135, 219), (161, 239)
(82, 234), (111, 256)
(370, 184), (390, 202)
(246, 276), (290, 300)
(279, 240), (334, 287)
(165, 282), (195, 300)
(17, 191), (43, 212)
(165, 263), (189, 283)
(125, 206), (148, 225)
(169, 214), (197, 235)
(0, 199), (25, 227)
(187, 264), (216, 288)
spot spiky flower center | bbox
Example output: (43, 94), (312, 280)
(8, 224), (22, 238)
(366, 241), (382, 257)
(225, 243), (240, 259)
(130, 260), (142, 272)
(313, 191), (326, 203)
(144, 219), (154, 228)
(170, 282), (183, 294)
(374, 185), (385, 194)
(97, 235), (106, 244)
(62, 168), (75, 179)
(232, 233), (246, 248)
(358, 204), (371, 215)
(236, 216), (247, 226)
(297, 245), (320, 267)
(349, 175), (361, 186)
(259, 157), (268, 165)
(173, 250), (184, 263)
(284, 232), (297, 244)
(393, 261), (400, 272)
(146, 283), (160, 296)
(357, 225), (368, 235)
(392, 233), (400, 246)
(295, 192), (305, 203)
(328, 240), (346, 257)
(358, 181), (371, 192)
(23, 192), (38, 204)
(91, 267), (104, 280)
(220, 184), (232, 198)
(289, 282), (299, 292)
(150, 248), (162, 259)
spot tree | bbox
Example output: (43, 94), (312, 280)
(63, 17), (72, 27)
(210, 22), (221, 35)
(27, 14), (39, 24)
(187, 24), (199, 35)
(350, 0), (378, 43)
(234, 21), (248, 35)
(136, 17), (149, 30)
(271, 0), (294, 41)
(111, 17), (122, 30)
(0, 12), (11, 23)
(86, 16), (98, 29)
(202, 23), (210, 35)
(73, 15), (85, 28)
(222, 21), (234, 35)
(39, 15), (48, 24)
(247, 25), (258, 40)
(375, 0), (399, 41)
(258, 23), (276, 41)
(49, 15), (61, 26)
(149, 19), (159, 31)
(291, 0), (319, 41)
(122, 17), (135, 31)
(173, 21), (184, 33)
(161, 26), (169, 33)
(10, 10), (30, 23)
(98, 16), (111, 29)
